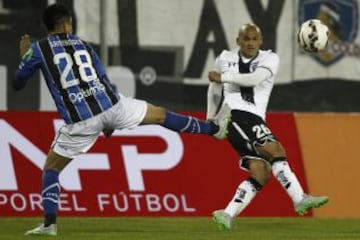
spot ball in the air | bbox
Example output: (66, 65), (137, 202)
(297, 19), (330, 52)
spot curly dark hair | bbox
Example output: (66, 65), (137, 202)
(42, 3), (71, 31)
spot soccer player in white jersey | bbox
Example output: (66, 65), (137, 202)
(14, 3), (228, 236)
(207, 23), (329, 231)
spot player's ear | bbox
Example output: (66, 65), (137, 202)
(236, 36), (241, 46)
(259, 35), (263, 46)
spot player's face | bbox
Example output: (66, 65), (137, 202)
(237, 28), (263, 58)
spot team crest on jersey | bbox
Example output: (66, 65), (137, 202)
(298, 0), (358, 66)
(250, 62), (259, 72)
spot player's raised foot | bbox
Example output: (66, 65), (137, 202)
(212, 116), (231, 140)
(212, 210), (233, 231)
(295, 194), (329, 215)
(25, 223), (57, 236)
(212, 103), (231, 140)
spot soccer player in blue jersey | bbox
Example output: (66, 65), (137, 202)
(14, 3), (228, 236)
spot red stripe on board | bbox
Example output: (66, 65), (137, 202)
(0, 111), (308, 217)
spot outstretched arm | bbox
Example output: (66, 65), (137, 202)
(208, 67), (272, 87)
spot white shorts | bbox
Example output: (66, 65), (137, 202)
(52, 96), (148, 158)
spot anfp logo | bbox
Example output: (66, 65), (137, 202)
(299, 0), (358, 66)
(0, 119), (184, 192)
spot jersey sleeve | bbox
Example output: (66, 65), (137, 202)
(13, 43), (42, 90)
(214, 50), (232, 73)
(221, 67), (272, 86)
(257, 52), (280, 76)
(206, 82), (223, 120)
(207, 51), (226, 119)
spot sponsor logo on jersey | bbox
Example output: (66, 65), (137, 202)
(69, 81), (105, 103)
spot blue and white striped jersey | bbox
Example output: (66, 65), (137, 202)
(15, 33), (120, 124)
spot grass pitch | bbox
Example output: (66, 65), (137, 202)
(0, 217), (359, 240)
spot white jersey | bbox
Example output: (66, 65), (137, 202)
(214, 49), (279, 119)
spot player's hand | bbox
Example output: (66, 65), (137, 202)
(20, 34), (31, 57)
(208, 71), (222, 83)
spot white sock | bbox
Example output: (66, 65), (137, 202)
(224, 180), (258, 218)
(272, 160), (304, 203)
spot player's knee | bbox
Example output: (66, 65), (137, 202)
(153, 106), (167, 123)
(256, 141), (286, 161)
(143, 104), (167, 124)
(252, 172), (271, 186)
(44, 150), (72, 172)
(249, 171), (269, 188)
(249, 160), (271, 186)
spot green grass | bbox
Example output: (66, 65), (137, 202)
(0, 217), (359, 240)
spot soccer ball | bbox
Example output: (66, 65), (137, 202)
(297, 19), (330, 52)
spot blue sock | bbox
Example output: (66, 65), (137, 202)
(163, 111), (218, 134)
(42, 169), (60, 225)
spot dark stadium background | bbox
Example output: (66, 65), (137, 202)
(2, 0), (360, 112)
